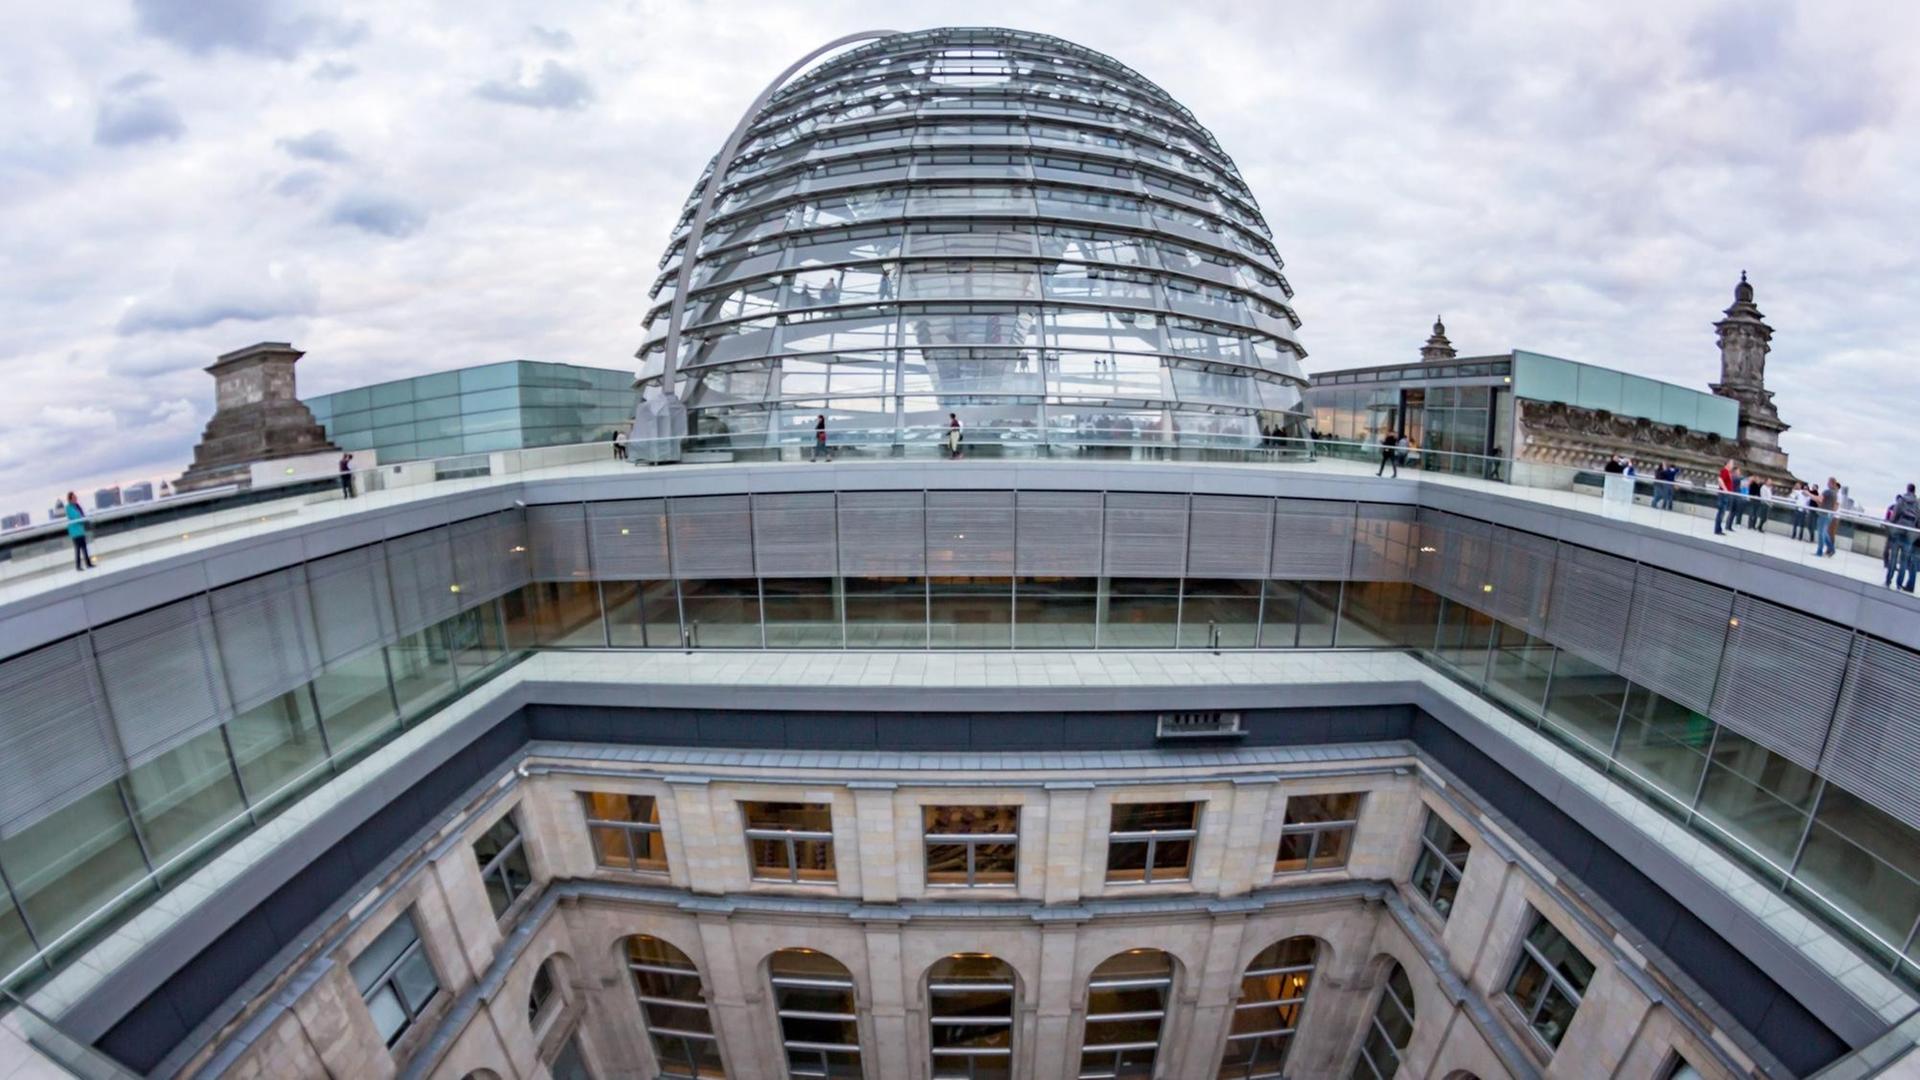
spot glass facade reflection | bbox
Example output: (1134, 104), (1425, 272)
(640, 29), (1309, 449)
(308, 361), (634, 464)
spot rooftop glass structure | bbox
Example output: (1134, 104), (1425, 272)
(638, 27), (1309, 449)
(306, 361), (633, 464)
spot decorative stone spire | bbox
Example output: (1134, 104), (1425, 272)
(1419, 315), (1457, 364)
(1709, 274), (1795, 483)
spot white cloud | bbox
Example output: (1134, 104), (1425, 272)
(475, 59), (595, 111)
(1, 0), (1917, 515)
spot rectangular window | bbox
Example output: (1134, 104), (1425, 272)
(1504, 911), (1593, 1051)
(924, 805), (1019, 887)
(350, 910), (440, 1047)
(1275, 793), (1361, 873)
(1105, 801), (1200, 884)
(580, 792), (669, 874)
(743, 801), (837, 884)
(1410, 811), (1471, 919)
(472, 812), (533, 918)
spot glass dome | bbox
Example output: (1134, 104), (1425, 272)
(639, 26), (1307, 453)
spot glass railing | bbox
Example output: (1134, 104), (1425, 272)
(5, 427), (1915, 598)
(0, 986), (140, 1079)
(1811, 1007), (1920, 1078)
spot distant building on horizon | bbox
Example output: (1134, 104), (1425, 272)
(305, 360), (635, 465)
(1305, 275), (1798, 486)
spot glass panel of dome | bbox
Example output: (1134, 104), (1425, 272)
(790, 264), (894, 306)
(900, 351), (1041, 396)
(1042, 263), (1159, 303)
(907, 223), (1036, 257)
(1048, 309), (1163, 353)
(1173, 413), (1257, 446)
(1049, 355), (1167, 399)
(779, 311), (898, 354)
(786, 225), (903, 267)
(904, 262), (1040, 301)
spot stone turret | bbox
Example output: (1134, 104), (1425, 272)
(1419, 316), (1457, 364)
(176, 342), (339, 492)
(1709, 274), (1795, 484)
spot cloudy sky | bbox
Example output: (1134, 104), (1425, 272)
(3, 0), (1917, 515)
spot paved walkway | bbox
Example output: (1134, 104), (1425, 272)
(0, 452), (1910, 615)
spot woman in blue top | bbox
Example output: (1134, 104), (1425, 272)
(65, 491), (95, 571)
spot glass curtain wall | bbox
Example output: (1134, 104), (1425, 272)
(0, 597), (516, 987)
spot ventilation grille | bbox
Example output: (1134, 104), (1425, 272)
(1156, 711), (1245, 738)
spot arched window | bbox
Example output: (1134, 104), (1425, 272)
(1078, 950), (1173, 1079)
(529, 957), (559, 1024)
(1350, 962), (1415, 1080)
(770, 949), (861, 1078)
(626, 935), (726, 1078)
(1217, 937), (1317, 1078)
(928, 954), (1015, 1080)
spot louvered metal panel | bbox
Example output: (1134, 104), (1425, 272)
(527, 504), (592, 582)
(450, 512), (527, 603)
(1103, 492), (1188, 578)
(1827, 635), (1920, 828)
(306, 545), (396, 664)
(669, 495), (755, 579)
(211, 567), (322, 714)
(385, 528), (460, 635)
(752, 492), (840, 577)
(1488, 528), (1556, 636)
(93, 597), (230, 768)
(0, 637), (123, 839)
(1348, 504), (1415, 581)
(1715, 596), (1849, 772)
(838, 491), (926, 576)
(1544, 544), (1635, 669)
(927, 491), (1015, 576)
(587, 500), (672, 579)
(1186, 495), (1272, 579)
(1015, 491), (1104, 576)
(1441, 516), (1495, 606)
(1619, 567), (1734, 714)
(1413, 510), (1492, 604)
(1270, 500), (1355, 580)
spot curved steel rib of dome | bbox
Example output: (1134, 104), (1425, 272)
(638, 26), (1308, 452)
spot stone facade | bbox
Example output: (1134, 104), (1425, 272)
(176, 342), (338, 492)
(1515, 399), (1734, 487)
(1512, 275), (1799, 486)
(180, 749), (1758, 1080)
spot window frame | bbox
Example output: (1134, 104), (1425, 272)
(473, 811), (533, 920)
(627, 936), (726, 1079)
(1275, 792), (1362, 874)
(1104, 801), (1201, 885)
(580, 792), (669, 875)
(1409, 810), (1471, 920)
(1217, 939), (1317, 1079)
(770, 950), (862, 1078)
(1503, 912), (1593, 1053)
(1077, 951), (1174, 1079)
(928, 955), (1017, 1079)
(923, 805), (1021, 888)
(1349, 963), (1414, 1080)
(529, 957), (558, 1025)
(742, 801), (838, 885)
(351, 909), (441, 1049)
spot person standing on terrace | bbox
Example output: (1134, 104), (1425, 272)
(1888, 484), (1918, 591)
(1713, 459), (1739, 535)
(65, 491), (95, 571)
